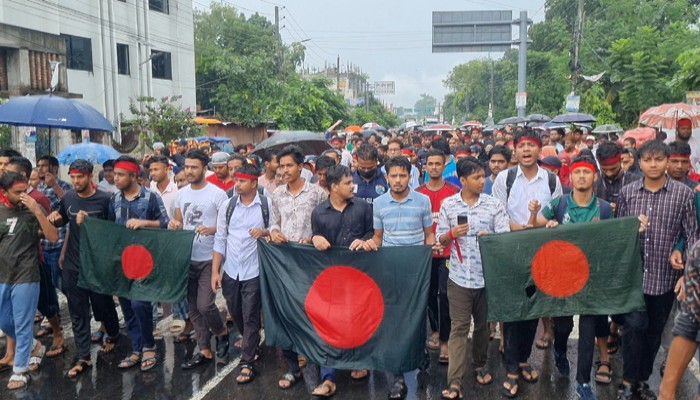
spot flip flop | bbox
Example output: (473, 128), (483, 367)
(278, 371), (302, 389)
(350, 369), (369, 380)
(35, 325), (53, 338)
(475, 368), (493, 385)
(440, 386), (463, 400)
(312, 380), (337, 398)
(65, 359), (92, 379)
(46, 344), (67, 358)
(426, 337), (440, 350)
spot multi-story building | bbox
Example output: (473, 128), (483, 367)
(0, 0), (196, 137)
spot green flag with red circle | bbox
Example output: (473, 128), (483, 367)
(78, 217), (195, 302)
(258, 240), (432, 373)
(478, 216), (645, 322)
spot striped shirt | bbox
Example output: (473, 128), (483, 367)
(436, 193), (510, 289)
(618, 176), (699, 295)
(373, 189), (432, 247)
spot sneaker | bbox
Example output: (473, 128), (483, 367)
(576, 383), (597, 400)
(636, 382), (657, 400)
(554, 349), (570, 376)
(617, 382), (635, 400)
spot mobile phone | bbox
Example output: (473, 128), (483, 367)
(457, 214), (468, 225)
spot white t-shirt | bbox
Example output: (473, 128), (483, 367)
(174, 182), (228, 261)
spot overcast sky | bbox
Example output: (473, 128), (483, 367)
(201, 0), (546, 108)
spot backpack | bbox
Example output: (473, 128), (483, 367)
(552, 193), (612, 224)
(225, 194), (270, 229)
(505, 166), (557, 200)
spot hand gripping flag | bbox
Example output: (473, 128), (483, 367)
(478, 217), (645, 322)
(79, 217), (195, 302)
(258, 240), (432, 373)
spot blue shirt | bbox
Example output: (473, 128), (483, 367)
(483, 176), (495, 195)
(352, 170), (388, 205)
(373, 189), (433, 247)
(424, 155), (461, 188)
(108, 186), (169, 229)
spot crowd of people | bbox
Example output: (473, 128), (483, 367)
(0, 118), (700, 400)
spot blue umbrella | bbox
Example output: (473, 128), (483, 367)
(0, 95), (115, 131)
(57, 142), (121, 165)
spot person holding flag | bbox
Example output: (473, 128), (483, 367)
(108, 156), (169, 372)
(47, 160), (121, 378)
(363, 156), (435, 400)
(616, 140), (699, 400)
(492, 130), (563, 397)
(527, 155), (647, 400)
(169, 149), (230, 369)
(0, 172), (57, 389)
(436, 157), (510, 399)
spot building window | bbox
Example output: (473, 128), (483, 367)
(63, 34), (93, 72)
(151, 50), (171, 80)
(149, 0), (168, 13)
(116, 43), (129, 75)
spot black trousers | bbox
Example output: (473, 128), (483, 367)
(222, 274), (261, 364)
(503, 319), (538, 375)
(622, 290), (675, 383)
(428, 258), (451, 342)
(62, 266), (120, 359)
(553, 315), (608, 384)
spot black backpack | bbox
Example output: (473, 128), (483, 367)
(225, 194), (270, 228)
(505, 167), (557, 199)
(552, 193), (612, 224)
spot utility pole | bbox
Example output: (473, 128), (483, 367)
(515, 11), (530, 118)
(336, 55), (340, 94)
(274, 6), (280, 36)
(571, 0), (585, 92)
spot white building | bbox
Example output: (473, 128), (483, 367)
(0, 0), (196, 128)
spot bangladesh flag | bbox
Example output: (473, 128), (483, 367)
(258, 240), (432, 373)
(478, 216), (645, 322)
(79, 217), (195, 302)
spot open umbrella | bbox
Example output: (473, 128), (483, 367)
(592, 124), (624, 134)
(344, 125), (362, 133)
(361, 129), (379, 139)
(621, 127), (656, 147)
(462, 120), (482, 127)
(251, 131), (330, 156)
(639, 102), (700, 129)
(526, 114), (551, 123)
(0, 94), (115, 131)
(551, 112), (597, 124)
(57, 142), (121, 165)
(362, 122), (380, 130)
(424, 124), (453, 131)
(498, 116), (527, 125)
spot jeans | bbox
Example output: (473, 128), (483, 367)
(622, 290), (675, 383)
(504, 319), (538, 375)
(428, 258), (451, 342)
(37, 259), (59, 319)
(173, 300), (189, 321)
(43, 248), (63, 293)
(320, 366), (337, 382)
(0, 282), (40, 373)
(553, 315), (608, 384)
(119, 297), (155, 353)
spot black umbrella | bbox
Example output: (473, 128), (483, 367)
(361, 129), (379, 139)
(251, 131), (330, 156)
(498, 116), (527, 125)
(525, 114), (551, 123)
(551, 112), (597, 124)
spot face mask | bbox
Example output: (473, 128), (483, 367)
(358, 168), (377, 180)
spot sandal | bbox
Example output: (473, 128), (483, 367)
(607, 332), (620, 355)
(440, 385), (463, 399)
(28, 343), (46, 372)
(350, 369), (368, 380)
(117, 353), (141, 369)
(502, 375), (519, 398)
(7, 372), (30, 390)
(141, 349), (157, 372)
(65, 359), (92, 378)
(312, 380), (337, 398)
(35, 325), (53, 338)
(181, 353), (212, 370)
(594, 361), (613, 384)
(475, 368), (493, 385)
(101, 335), (119, 354)
(535, 336), (551, 349)
(46, 344), (67, 358)
(519, 364), (539, 383)
(236, 364), (255, 384)
(389, 379), (408, 399)
(278, 371), (302, 389)
(439, 353), (449, 364)
(215, 333), (229, 363)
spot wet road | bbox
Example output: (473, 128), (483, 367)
(1, 300), (698, 400)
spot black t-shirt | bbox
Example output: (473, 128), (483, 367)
(0, 204), (40, 283)
(58, 189), (112, 270)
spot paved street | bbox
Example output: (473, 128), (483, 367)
(1, 298), (698, 400)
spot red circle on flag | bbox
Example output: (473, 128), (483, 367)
(304, 266), (384, 349)
(532, 240), (589, 298)
(121, 244), (154, 280)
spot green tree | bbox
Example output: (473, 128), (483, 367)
(414, 94), (437, 119)
(670, 47), (700, 92)
(127, 96), (202, 147)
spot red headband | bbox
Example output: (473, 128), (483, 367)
(235, 173), (259, 180)
(454, 151), (470, 157)
(401, 149), (413, 156)
(570, 162), (597, 173)
(114, 161), (139, 174)
(599, 154), (622, 166)
(669, 153), (691, 160)
(69, 169), (92, 175)
(678, 119), (692, 128)
(515, 137), (541, 147)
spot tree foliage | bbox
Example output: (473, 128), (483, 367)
(127, 96), (202, 147)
